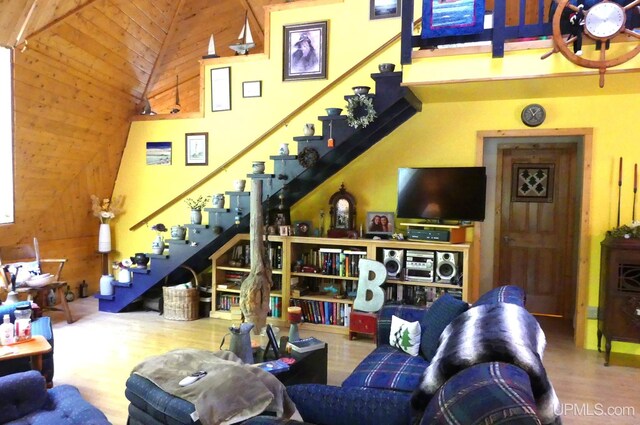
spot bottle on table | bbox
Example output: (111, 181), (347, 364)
(0, 314), (15, 345)
(14, 304), (32, 342)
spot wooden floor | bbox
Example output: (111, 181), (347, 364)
(47, 298), (640, 425)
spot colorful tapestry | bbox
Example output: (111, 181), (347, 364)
(421, 0), (485, 39)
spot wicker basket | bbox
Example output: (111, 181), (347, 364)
(162, 266), (199, 321)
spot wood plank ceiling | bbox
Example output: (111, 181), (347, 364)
(0, 0), (286, 291)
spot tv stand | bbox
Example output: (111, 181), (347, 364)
(401, 223), (471, 244)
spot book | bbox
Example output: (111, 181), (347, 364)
(254, 359), (290, 373)
(288, 336), (325, 353)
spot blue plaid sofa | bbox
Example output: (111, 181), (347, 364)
(245, 285), (550, 425)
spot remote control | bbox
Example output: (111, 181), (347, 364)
(179, 370), (207, 386)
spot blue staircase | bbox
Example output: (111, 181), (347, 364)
(97, 70), (421, 313)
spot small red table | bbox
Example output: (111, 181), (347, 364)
(349, 311), (378, 341)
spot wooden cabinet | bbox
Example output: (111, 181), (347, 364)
(598, 237), (640, 365)
(210, 235), (471, 335)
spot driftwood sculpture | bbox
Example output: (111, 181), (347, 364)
(239, 177), (272, 334)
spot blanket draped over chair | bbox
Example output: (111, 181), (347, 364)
(412, 303), (561, 425)
(132, 349), (298, 425)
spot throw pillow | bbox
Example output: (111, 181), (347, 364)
(389, 315), (421, 356)
(420, 294), (469, 361)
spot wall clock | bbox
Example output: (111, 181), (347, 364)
(521, 104), (546, 127)
(543, 0), (640, 87)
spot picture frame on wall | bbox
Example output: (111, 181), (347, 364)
(293, 220), (312, 236)
(370, 0), (401, 20)
(242, 80), (262, 98)
(210, 67), (231, 112)
(366, 211), (395, 237)
(185, 132), (208, 166)
(146, 141), (172, 165)
(283, 21), (327, 81)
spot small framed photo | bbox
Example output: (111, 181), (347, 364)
(293, 220), (312, 236)
(146, 141), (172, 165)
(185, 132), (208, 166)
(283, 21), (327, 81)
(366, 211), (395, 236)
(210, 67), (231, 112)
(370, 0), (402, 20)
(242, 80), (262, 98)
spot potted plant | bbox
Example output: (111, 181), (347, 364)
(151, 223), (167, 254)
(185, 196), (210, 224)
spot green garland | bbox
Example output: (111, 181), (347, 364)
(346, 94), (376, 129)
(607, 224), (640, 239)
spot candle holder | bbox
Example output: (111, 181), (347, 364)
(288, 306), (302, 341)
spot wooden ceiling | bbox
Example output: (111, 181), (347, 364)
(0, 0), (286, 289)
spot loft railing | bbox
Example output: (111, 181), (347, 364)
(401, 0), (554, 64)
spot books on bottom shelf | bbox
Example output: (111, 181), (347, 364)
(288, 337), (325, 353)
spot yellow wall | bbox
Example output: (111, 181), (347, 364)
(113, 0), (640, 355)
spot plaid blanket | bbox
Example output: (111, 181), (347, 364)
(412, 303), (560, 425)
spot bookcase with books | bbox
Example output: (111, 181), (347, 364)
(210, 234), (471, 335)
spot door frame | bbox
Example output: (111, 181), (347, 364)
(472, 128), (593, 347)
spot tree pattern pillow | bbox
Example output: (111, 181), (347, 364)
(389, 314), (421, 357)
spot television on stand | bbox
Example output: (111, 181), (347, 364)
(396, 167), (487, 223)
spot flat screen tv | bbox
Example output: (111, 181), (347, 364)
(397, 167), (487, 222)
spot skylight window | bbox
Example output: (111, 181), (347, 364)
(0, 46), (14, 224)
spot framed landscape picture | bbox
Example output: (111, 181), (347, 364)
(370, 0), (401, 20)
(283, 21), (327, 81)
(185, 132), (208, 166)
(146, 141), (171, 165)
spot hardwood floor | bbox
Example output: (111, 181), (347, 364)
(48, 298), (640, 425)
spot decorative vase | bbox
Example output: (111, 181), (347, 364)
(151, 235), (164, 254)
(98, 223), (111, 253)
(252, 161), (265, 174)
(171, 225), (186, 240)
(212, 193), (225, 209)
(117, 268), (131, 284)
(234, 179), (246, 192)
(190, 209), (202, 225)
(303, 123), (315, 136)
(279, 143), (290, 156)
(131, 253), (150, 268)
(100, 274), (114, 296)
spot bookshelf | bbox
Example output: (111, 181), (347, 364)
(210, 234), (471, 335)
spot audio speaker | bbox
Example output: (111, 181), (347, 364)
(436, 252), (459, 283)
(383, 249), (404, 278)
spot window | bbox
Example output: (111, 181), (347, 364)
(0, 46), (14, 224)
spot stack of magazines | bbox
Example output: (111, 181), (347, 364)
(288, 337), (325, 353)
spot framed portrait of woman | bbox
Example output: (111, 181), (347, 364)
(366, 211), (395, 237)
(283, 21), (327, 81)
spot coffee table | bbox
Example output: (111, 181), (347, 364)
(256, 336), (327, 386)
(0, 335), (52, 373)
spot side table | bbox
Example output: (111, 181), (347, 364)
(0, 335), (52, 374)
(349, 311), (377, 341)
(257, 336), (328, 385)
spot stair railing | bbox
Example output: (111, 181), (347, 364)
(129, 19), (420, 231)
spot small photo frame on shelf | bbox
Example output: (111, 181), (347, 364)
(265, 324), (280, 360)
(185, 132), (208, 166)
(242, 80), (262, 98)
(283, 21), (327, 81)
(146, 141), (172, 165)
(370, 0), (401, 20)
(210, 67), (231, 112)
(366, 211), (394, 236)
(293, 221), (312, 236)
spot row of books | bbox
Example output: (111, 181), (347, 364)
(268, 296), (283, 318)
(216, 294), (283, 318)
(267, 244), (283, 270)
(218, 272), (282, 291)
(296, 248), (367, 277)
(289, 298), (352, 327)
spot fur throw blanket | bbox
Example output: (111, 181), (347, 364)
(133, 349), (298, 425)
(411, 303), (561, 425)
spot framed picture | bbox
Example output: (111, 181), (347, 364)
(366, 211), (395, 236)
(283, 21), (327, 81)
(146, 141), (172, 165)
(185, 132), (208, 166)
(511, 163), (555, 203)
(370, 0), (402, 20)
(243, 80), (262, 98)
(210, 67), (231, 112)
(293, 220), (312, 236)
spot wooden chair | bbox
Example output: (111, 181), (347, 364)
(0, 238), (74, 324)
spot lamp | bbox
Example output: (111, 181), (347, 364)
(288, 306), (302, 341)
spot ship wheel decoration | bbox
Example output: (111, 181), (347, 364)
(542, 0), (640, 87)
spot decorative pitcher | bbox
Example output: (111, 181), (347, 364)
(220, 322), (254, 364)
(279, 143), (289, 156)
(171, 225), (186, 240)
(303, 123), (315, 137)
(151, 235), (164, 254)
(212, 193), (225, 209)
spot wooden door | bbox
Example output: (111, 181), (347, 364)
(494, 144), (578, 317)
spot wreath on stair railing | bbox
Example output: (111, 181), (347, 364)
(298, 146), (320, 168)
(346, 94), (376, 129)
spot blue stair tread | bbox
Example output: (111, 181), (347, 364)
(130, 268), (151, 274)
(94, 293), (115, 300)
(166, 239), (189, 244)
(318, 115), (347, 121)
(247, 173), (275, 179)
(204, 207), (230, 212)
(112, 281), (132, 288)
(371, 71), (402, 79)
(225, 191), (250, 196)
(269, 155), (297, 160)
(292, 135), (323, 142)
(185, 224), (208, 228)
(344, 93), (376, 100)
